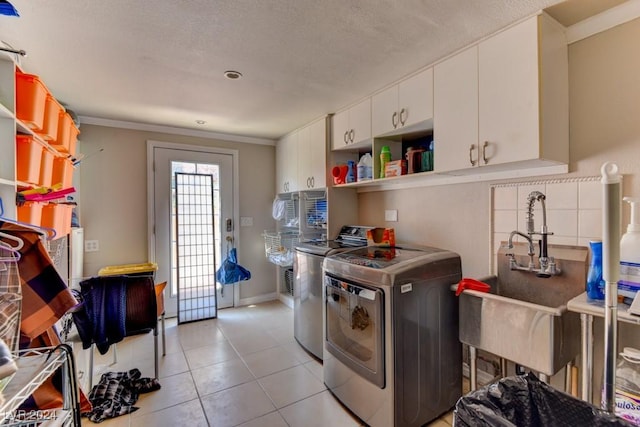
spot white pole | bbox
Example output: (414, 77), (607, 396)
(601, 162), (621, 413)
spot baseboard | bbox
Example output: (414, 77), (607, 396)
(238, 292), (278, 306)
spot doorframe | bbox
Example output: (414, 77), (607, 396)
(146, 140), (241, 308)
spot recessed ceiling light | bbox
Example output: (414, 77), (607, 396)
(195, 120), (206, 125)
(224, 70), (243, 80)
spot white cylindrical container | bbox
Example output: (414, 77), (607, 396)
(619, 197), (640, 299)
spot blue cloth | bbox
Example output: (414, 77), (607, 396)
(216, 248), (251, 285)
(72, 276), (126, 355)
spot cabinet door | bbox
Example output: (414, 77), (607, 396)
(307, 118), (327, 188)
(276, 131), (298, 193)
(371, 85), (398, 137)
(331, 109), (349, 151)
(433, 46), (479, 173)
(479, 16), (540, 165)
(398, 67), (433, 129)
(349, 98), (372, 146)
(297, 125), (311, 189)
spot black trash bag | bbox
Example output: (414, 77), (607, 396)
(216, 248), (251, 285)
(454, 372), (633, 427)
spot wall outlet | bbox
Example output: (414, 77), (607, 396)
(385, 209), (398, 222)
(240, 216), (254, 227)
(85, 240), (99, 252)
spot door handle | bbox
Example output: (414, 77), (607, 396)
(399, 108), (406, 126)
(349, 129), (354, 143)
(392, 111), (398, 129)
(344, 131), (349, 144)
(469, 144), (477, 166)
(482, 141), (489, 165)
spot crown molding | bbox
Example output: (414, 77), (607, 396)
(566, 0), (640, 44)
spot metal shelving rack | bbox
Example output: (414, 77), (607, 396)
(1, 345), (80, 427)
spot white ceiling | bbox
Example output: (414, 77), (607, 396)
(0, 0), (613, 141)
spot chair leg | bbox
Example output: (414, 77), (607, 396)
(161, 313), (166, 356)
(154, 326), (159, 380)
(89, 344), (94, 390)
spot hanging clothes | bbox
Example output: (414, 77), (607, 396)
(0, 221), (77, 346)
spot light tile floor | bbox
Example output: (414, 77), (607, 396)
(78, 301), (455, 426)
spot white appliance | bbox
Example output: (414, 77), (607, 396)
(69, 227), (84, 289)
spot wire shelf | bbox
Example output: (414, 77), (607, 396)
(302, 191), (327, 230)
(263, 231), (301, 267)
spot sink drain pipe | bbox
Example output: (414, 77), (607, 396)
(601, 162), (621, 413)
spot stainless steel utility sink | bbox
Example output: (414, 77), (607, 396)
(458, 243), (588, 376)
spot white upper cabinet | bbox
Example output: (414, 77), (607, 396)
(434, 14), (568, 174)
(298, 117), (327, 189)
(372, 67), (433, 138)
(331, 98), (371, 151)
(433, 46), (479, 172)
(276, 130), (298, 193)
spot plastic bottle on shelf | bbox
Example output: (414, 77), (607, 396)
(379, 146), (391, 179)
(619, 197), (640, 299)
(586, 240), (605, 300)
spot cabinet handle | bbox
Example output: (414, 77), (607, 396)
(344, 131), (349, 144)
(482, 141), (489, 165)
(399, 108), (407, 126)
(349, 129), (355, 143)
(392, 111), (398, 129)
(469, 144), (477, 166)
(311, 176), (315, 188)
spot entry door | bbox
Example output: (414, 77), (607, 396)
(149, 143), (237, 317)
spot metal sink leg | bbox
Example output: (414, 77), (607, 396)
(469, 345), (478, 390)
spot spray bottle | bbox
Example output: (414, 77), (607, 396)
(619, 197), (640, 299)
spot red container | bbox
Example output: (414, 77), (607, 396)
(16, 72), (47, 131)
(38, 94), (64, 142)
(16, 135), (43, 185)
(52, 157), (73, 189)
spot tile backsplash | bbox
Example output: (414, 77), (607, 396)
(491, 177), (601, 274)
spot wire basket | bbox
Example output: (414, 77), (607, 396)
(263, 231), (301, 267)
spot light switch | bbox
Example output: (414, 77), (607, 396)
(240, 217), (254, 227)
(385, 210), (398, 222)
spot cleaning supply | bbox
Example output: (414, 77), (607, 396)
(586, 240), (605, 300)
(603, 347), (640, 425)
(379, 146), (391, 178)
(357, 153), (372, 181)
(346, 160), (356, 183)
(619, 197), (640, 299)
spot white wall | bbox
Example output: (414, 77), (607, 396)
(77, 125), (276, 301)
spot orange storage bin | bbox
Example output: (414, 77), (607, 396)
(39, 148), (54, 187)
(52, 157), (73, 189)
(67, 121), (80, 156)
(53, 112), (79, 155)
(17, 202), (44, 226)
(16, 135), (43, 185)
(16, 72), (47, 131)
(41, 203), (72, 239)
(37, 94), (64, 142)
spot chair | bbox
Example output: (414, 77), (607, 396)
(72, 275), (163, 389)
(155, 281), (167, 356)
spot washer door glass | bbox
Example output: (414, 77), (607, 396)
(325, 275), (384, 388)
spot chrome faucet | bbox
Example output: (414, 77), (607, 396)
(504, 191), (561, 277)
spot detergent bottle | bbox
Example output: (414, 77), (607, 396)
(619, 197), (640, 299)
(379, 146), (391, 178)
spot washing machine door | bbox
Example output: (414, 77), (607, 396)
(324, 275), (385, 388)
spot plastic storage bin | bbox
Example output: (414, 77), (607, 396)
(38, 94), (64, 142)
(16, 72), (47, 131)
(39, 148), (54, 187)
(16, 135), (43, 185)
(41, 203), (73, 239)
(52, 156), (73, 189)
(53, 112), (80, 155)
(17, 202), (44, 225)
(98, 263), (158, 278)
